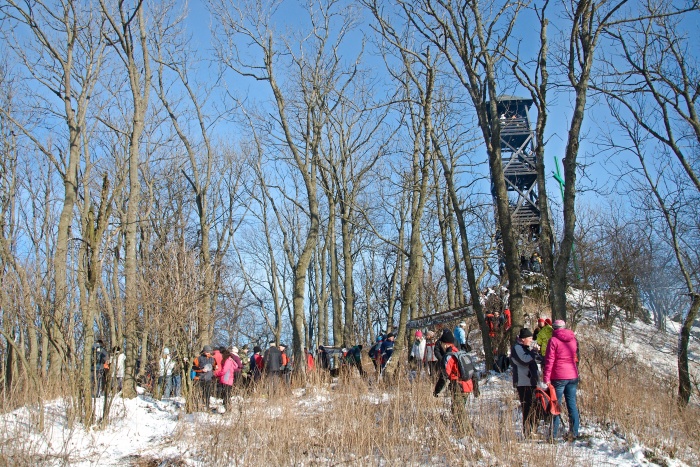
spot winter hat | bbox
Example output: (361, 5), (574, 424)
(203, 345), (213, 353)
(552, 320), (566, 329)
(253, 345), (262, 353)
(415, 330), (423, 338)
(439, 328), (456, 344)
(231, 346), (239, 355)
(544, 318), (552, 326)
(163, 347), (170, 355)
(518, 328), (533, 339)
(537, 318), (545, 325)
(279, 343), (287, 349)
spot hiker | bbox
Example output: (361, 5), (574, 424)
(489, 312), (509, 372)
(424, 331), (439, 377)
(346, 345), (365, 376)
(171, 350), (182, 397)
(305, 348), (315, 371)
(214, 347), (236, 410)
(433, 329), (476, 434)
(543, 320), (580, 441)
(193, 345), (216, 410)
(212, 347), (224, 396)
(91, 340), (109, 397)
(536, 319), (553, 357)
(230, 346), (243, 386)
(454, 322), (467, 351)
(503, 308), (512, 331)
(318, 346), (329, 371)
(368, 336), (383, 372)
(533, 318), (546, 340)
(510, 328), (543, 437)
(264, 342), (283, 395)
(279, 343), (292, 386)
(239, 344), (251, 373)
(249, 345), (264, 384)
(158, 348), (175, 399)
(113, 346), (126, 392)
(380, 333), (395, 373)
(410, 331), (426, 374)
(531, 252), (542, 273)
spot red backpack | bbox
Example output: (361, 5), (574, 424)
(534, 383), (561, 416)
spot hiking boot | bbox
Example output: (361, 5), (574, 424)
(564, 432), (576, 442)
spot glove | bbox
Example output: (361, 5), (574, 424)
(539, 381), (549, 389)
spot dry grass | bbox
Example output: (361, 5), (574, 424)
(0, 323), (698, 466)
(577, 327), (700, 464)
(177, 375), (587, 466)
(175, 326), (700, 466)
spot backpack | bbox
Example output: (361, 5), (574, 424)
(534, 384), (561, 416)
(445, 351), (475, 381)
(368, 342), (381, 359)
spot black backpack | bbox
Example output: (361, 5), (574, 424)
(445, 351), (475, 381)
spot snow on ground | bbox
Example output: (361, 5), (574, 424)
(5, 376), (693, 466)
(568, 288), (700, 384)
(1, 393), (182, 466)
(5, 291), (698, 465)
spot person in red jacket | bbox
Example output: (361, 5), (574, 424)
(433, 329), (475, 434)
(305, 348), (315, 371)
(543, 320), (580, 440)
(249, 346), (264, 388)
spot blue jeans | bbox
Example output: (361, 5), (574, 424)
(159, 375), (173, 398)
(552, 378), (580, 437)
(172, 374), (182, 397)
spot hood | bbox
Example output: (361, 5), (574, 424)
(552, 328), (576, 342)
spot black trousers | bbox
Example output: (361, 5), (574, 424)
(517, 385), (536, 435)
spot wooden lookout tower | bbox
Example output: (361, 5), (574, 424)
(490, 96), (540, 239)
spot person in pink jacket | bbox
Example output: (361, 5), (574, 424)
(215, 348), (238, 411)
(543, 320), (580, 440)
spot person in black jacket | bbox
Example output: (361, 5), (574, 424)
(263, 342), (282, 395)
(379, 333), (395, 374)
(193, 345), (216, 410)
(91, 340), (109, 397)
(510, 328), (543, 437)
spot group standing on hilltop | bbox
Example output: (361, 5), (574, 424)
(90, 312), (579, 441)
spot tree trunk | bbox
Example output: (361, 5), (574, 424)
(341, 215), (355, 346)
(678, 294), (699, 406)
(328, 203), (343, 345)
(102, 0), (151, 398)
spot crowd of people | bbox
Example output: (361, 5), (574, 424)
(511, 319), (580, 440)
(89, 314), (579, 440)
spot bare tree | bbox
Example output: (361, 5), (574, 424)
(152, 4), (239, 346)
(210, 0), (366, 370)
(100, 0), (152, 398)
(370, 0), (528, 341)
(1, 0), (107, 383)
(598, 1), (699, 405)
(319, 84), (391, 345)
